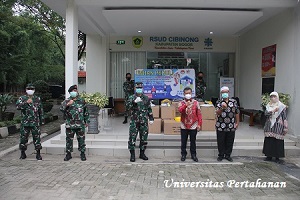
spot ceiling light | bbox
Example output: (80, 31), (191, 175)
(137, 30), (142, 33)
(209, 31), (213, 35)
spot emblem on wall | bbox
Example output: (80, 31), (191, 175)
(132, 36), (143, 48)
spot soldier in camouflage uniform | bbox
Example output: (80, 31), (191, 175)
(60, 85), (90, 161)
(195, 71), (207, 101)
(126, 82), (154, 162)
(123, 73), (135, 124)
(16, 83), (44, 160)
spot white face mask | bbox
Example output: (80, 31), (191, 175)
(26, 90), (35, 95)
(185, 94), (192, 100)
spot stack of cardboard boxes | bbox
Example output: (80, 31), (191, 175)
(148, 101), (216, 134)
(200, 104), (216, 131)
(148, 106), (161, 134)
(161, 105), (181, 135)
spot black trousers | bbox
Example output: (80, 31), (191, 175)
(181, 129), (197, 156)
(216, 130), (235, 157)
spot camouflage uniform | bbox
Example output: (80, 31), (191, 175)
(60, 97), (89, 153)
(195, 78), (207, 100)
(16, 95), (44, 151)
(126, 94), (154, 150)
(123, 80), (135, 117)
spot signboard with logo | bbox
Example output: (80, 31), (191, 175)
(134, 69), (195, 99)
(262, 44), (276, 77)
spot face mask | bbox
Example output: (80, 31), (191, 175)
(222, 93), (229, 99)
(126, 77), (131, 81)
(136, 88), (143, 94)
(185, 94), (192, 100)
(70, 91), (77, 98)
(26, 90), (35, 95)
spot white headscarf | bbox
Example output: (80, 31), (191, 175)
(266, 91), (286, 128)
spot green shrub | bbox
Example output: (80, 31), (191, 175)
(0, 122), (5, 127)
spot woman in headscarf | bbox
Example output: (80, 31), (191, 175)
(263, 92), (288, 163)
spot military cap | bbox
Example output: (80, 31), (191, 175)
(68, 84), (78, 92)
(26, 83), (35, 89)
(135, 82), (143, 87)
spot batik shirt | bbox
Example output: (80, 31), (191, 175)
(16, 95), (44, 126)
(60, 97), (90, 129)
(215, 98), (240, 132)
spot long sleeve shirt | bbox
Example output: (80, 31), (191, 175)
(178, 99), (202, 130)
(126, 94), (154, 124)
(16, 95), (44, 127)
(60, 97), (90, 130)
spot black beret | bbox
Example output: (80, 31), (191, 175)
(135, 82), (143, 87)
(26, 83), (35, 89)
(68, 85), (77, 92)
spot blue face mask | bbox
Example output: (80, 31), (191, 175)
(136, 88), (143, 94)
(222, 93), (229, 99)
(70, 91), (77, 98)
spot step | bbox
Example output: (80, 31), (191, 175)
(49, 137), (297, 147)
(40, 143), (300, 157)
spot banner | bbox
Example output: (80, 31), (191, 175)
(134, 69), (195, 99)
(262, 44), (276, 77)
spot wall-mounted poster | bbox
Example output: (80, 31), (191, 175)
(220, 77), (235, 97)
(262, 44), (276, 77)
(134, 69), (195, 99)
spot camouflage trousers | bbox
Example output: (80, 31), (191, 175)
(128, 121), (148, 150)
(19, 125), (42, 151)
(66, 128), (86, 153)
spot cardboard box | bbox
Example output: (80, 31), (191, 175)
(160, 106), (176, 119)
(199, 101), (205, 106)
(163, 119), (181, 135)
(201, 119), (216, 131)
(200, 104), (216, 120)
(149, 118), (162, 134)
(151, 106), (160, 118)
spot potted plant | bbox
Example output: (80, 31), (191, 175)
(80, 92), (109, 133)
(0, 94), (14, 121)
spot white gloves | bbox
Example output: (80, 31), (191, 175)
(149, 121), (154, 125)
(134, 97), (142, 103)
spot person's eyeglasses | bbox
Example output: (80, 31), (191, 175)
(26, 88), (35, 90)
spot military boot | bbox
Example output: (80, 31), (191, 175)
(123, 117), (128, 124)
(80, 152), (86, 161)
(36, 150), (42, 160)
(139, 150), (148, 160)
(20, 151), (27, 159)
(64, 152), (72, 161)
(130, 150), (135, 162)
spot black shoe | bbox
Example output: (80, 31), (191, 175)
(217, 156), (223, 162)
(139, 150), (148, 160)
(36, 150), (42, 160)
(80, 153), (86, 161)
(275, 158), (284, 164)
(64, 152), (72, 161)
(130, 150), (135, 162)
(264, 157), (272, 161)
(181, 155), (186, 161)
(191, 155), (198, 162)
(225, 156), (233, 162)
(20, 151), (27, 159)
(123, 117), (128, 124)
